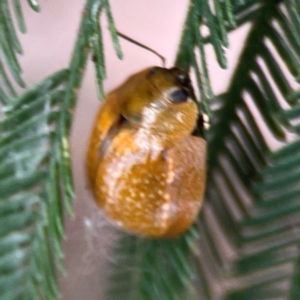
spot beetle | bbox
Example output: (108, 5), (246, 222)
(86, 64), (207, 238)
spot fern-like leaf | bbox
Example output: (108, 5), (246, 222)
(176, 0), (239, 114)
(196, 0), (300, 298)
(0, 0), (122, 299)
(0, 0), (40, 103)
(0, 70), (69, 300)
(105, 227), (200, 300)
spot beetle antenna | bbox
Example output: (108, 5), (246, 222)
(117, 31), (166, 67)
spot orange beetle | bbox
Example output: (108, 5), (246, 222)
(86, 66), (206, 237)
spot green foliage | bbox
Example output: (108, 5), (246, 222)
(0, 0), (121, 299)
(1, 0), (300, 300)
(105, 228), (200, 300)
(197, 0), (300, 299)
(0, 70), (69, 300)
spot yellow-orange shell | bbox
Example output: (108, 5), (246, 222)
(86, 67), (207, 237)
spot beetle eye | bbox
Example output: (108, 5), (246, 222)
(176, 73), (188, 85)
(169, 89), (189, 103)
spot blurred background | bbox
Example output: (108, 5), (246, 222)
(18, 1), (248, 299)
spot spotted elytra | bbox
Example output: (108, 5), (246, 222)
(86, 34), (206, 237)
